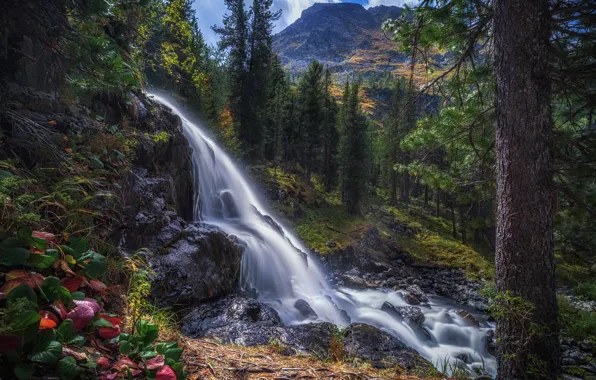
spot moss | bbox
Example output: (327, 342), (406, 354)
(296, 206), (369, 255)
(574, 281), (596, 302)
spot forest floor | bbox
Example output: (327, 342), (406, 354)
(180, 337), (447, 380)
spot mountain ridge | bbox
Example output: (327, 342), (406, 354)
(273, 3), (406, 77)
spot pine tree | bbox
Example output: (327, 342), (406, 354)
(321, 68), (339, 191)
(296, 61), (325, 176)
(246, 0), (281, 159)
(339, 81), (369, 214)
(213, 0), (250, 156)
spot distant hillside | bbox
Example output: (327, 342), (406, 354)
(273, 3), (438, 118)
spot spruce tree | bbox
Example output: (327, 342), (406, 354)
(339, 81), (369, 214)
(213, 0), (250, 156)
(296, 61), (325, 176)
(321, 68), (339, 191)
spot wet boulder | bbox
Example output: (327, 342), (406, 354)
(342, 323), (432, 370)
(181, 297), (282, 346)
(294, 299), (318, 320)
(149, 224), (245, 307)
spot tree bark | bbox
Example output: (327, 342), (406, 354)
(495, 0), (559, 378)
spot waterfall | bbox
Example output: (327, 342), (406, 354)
(149, 94), (497, 377)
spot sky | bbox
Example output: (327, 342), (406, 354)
(194, 0), (409, 46)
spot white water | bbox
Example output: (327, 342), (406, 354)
(150, 94), (497, 377)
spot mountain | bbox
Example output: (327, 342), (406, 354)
(273, 3), (407, 77)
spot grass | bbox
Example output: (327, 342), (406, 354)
(558, 295), (596, 341)
(182, 337), (446, 380)
(574, 281), (596, 302)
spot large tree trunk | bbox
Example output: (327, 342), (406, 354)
(494, 0), (559, 379)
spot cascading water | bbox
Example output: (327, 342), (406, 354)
(150, 94), (497, 377)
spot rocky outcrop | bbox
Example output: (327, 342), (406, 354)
(182, 297), (432, 371)
(148, 224), (244, 308)
(342, 323), (432, 371)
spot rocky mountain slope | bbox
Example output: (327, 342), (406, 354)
(273, 3), (406, 78)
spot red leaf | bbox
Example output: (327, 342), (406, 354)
(39, 311), (59, 330)
(156, 365), (177, 380)
(32, 231), (55, 243)
(97, 356), (111, 369)
(131, 370), (142, 376)
(74, 298), (101, 314)
(61, 277), (83, 292)
(0, 335), (21, 353)
(67, 305), (95, 331)
(89, 279), (107, 292)
(112, 357), (137, 371)
(145, 355), (165, 370)
(105, 372), (119, 380)
(0, 272), (44, 299)
(98, 314), (123, 327)
(52, 301), (68, 320)
(47, 120), (57, 126)
(98, 325), (120, 340)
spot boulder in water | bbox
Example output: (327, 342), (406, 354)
(342, 323), (432, 370)
(294, 299), (318, 319)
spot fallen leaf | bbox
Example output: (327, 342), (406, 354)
(52, 301), (68, 320)
(29, 247), (45, 255)
(112, 357), (137, 371)
(48, 120), (57, 125)
(61, 277), (83, 292)
(58, 260), (76, 276)
(156, 365), (177, 380)
(32, 231), (55, 243)
(97, 356), (110, 369)
(65, 148), (73, 153)
(89, 279), (107, 292)
(63, 346), (88, 361)
(144, 355), (164, 370)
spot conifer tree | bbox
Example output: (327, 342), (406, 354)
(321, 68), (339, 190)
(339, 81), (369, 214)
(296, 61), (325, 176)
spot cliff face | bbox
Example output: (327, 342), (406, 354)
(273, 3), (405, 76)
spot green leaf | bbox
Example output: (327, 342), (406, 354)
(10, 311), (41, 344)
(67, 238), (88, 260)
(94, 318), (114, 328)
(29, 340), (62, 364)
(56, 356), (82, 380)
(137, 320), (159, 344)
(156, 342), (177, 354)
(34, 329), (57, 352)
(165, 348), (182, 362)
(68, 335), (86, 347)
(26, 251), (58, 269)
(58, 245), (75, 256)
(0, 169), (14, 180)
(140, 350), (157, 359)
(59, 286), (73, 306)
(118, 332), (130, 342)
(171, 362), (186, 380)
(7, 283), (37, 304)
(57, 320), (74, 342)
(16, 228), (45, 249)
(71, 291), (85, 300)
(84, 259), (108, 278)
(120, 340), (131, 354)
(0, 246), (30, 266)
(40, 276), (62, 302)
(88, 154), (104, 170)
(13, 363), (35, 380)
